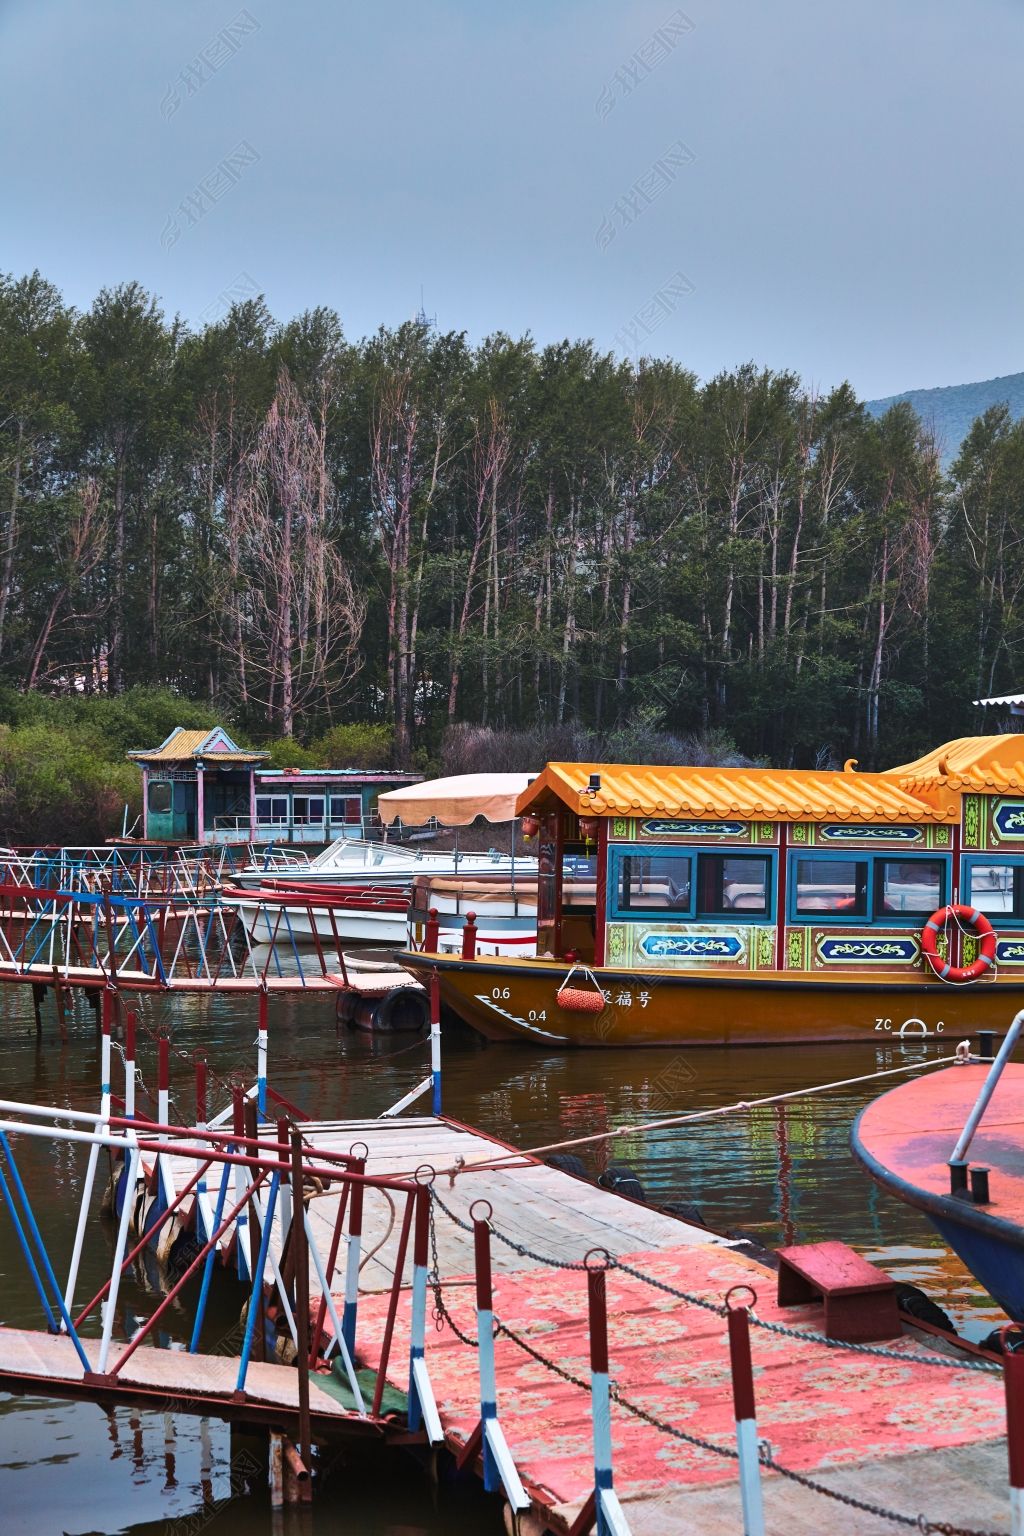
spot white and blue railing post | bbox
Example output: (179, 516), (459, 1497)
(726, 1286), (766, 1536)
(232, 1085), (250, 1282)
(257, 988), (268, 1119)
(341, 1162), (364, 1357)
(472, 1201), (528, 1512)
(124, 1009), (136, 1121)
(100, 988), (114, 1121)
(64, 992), (118, 1321)
(96, 1132), (141, 1375)
(235, 1170), (280, 1394)
(429, 972), (442, 1116)
(408, 1179), (442, 1443)
(193, 1054), (212, 1247)
(585, 1251), (632, 1536)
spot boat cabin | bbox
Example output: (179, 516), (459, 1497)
(128, 727), (422, 846)
(513, 736), (1024, 984)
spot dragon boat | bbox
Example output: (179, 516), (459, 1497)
(400, 735), (1024, 1046)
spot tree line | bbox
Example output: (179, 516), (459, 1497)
(2, 268), (1022, 774)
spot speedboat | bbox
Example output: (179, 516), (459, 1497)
(233, 835), (535, 892)
(852, 1015), (1024, 1320)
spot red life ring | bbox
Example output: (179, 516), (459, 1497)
(921, 904), (996, 983)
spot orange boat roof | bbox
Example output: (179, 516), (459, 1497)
(516, 761), (959, 824)
(892, 735), (1024, 795)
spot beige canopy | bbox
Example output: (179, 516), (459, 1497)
(377, 772), (536, 827)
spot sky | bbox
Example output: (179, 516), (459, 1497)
(1, 0), (1022, 401)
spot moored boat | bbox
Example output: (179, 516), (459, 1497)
(233, 834), (534, 891)
(399, 735), (1024, 1046)
(852, 1018), (1024, 1320)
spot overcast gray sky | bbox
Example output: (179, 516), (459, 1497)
(1, 0), (1020, 399)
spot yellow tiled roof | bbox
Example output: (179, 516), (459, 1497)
(517, 761), (959, 824)
(128, 727), (267, 764)
(892, 735), (1024, 794)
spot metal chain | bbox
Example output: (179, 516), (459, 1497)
(757, 1451), (1005, 1536)
(427, 1193), (479, 1347)
(431, 1187), (590, 1269)
(493, 1316), (1002, 1536)
(611, 1257), (1002, 1376)
(432, 1193), (998, 1376)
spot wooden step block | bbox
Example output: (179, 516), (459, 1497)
(777, 1240), (901, 1342)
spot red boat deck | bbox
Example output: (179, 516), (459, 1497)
(855, 1061), (1024, 1225)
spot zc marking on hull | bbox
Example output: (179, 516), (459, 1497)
(873, 1015), (946, 1036)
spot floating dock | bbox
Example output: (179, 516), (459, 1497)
(0, 1088), (1016, 1533)
(160, 1114), (1014, 1534)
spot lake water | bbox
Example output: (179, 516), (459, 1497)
(0, 987), (1000, 1535)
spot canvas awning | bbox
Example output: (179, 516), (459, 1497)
(378, 772), (536, 827)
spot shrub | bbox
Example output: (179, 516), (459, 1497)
(0, 723), (140, 845)
(260, 736), (320, 769)
(313, 722), (394, 769)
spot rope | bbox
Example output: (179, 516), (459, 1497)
(421, 1050), (971, 1176)
(928, 904), (996, 988)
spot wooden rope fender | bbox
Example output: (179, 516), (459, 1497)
(921, 904), (996, 983)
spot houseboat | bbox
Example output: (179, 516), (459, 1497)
(127, 727), (421, 847)
(399, 735), (1024, 1047)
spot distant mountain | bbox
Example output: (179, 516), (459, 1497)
(865, 372), (1024, 466)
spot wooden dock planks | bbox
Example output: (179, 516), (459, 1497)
(0, 1326), (374, 1435)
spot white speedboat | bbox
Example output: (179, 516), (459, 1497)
(233, 835), (535, 892)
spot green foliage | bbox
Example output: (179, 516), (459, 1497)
(313, 723), (394, 768)
(1, 267), (1021, 804)
(0, 722), (139, 845)
(260, 736), (320, 769)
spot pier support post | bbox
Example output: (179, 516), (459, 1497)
(726, 1288), (765, 1536)
(31, 983), (45, 1037)
(469, 1201), (529, 1511)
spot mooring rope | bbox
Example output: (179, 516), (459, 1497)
(414, 1047), (972, 1179)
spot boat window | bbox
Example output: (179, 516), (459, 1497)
(876, 858), (945, 917)
(794, 858), (868, 917)
(329, 795), (362, 824)
(617, 853), (692, 914)
(308, 797), (325, 820)
(147, 780), (172, 815)
(699, 854), (771, 917)
(967, 861), (1024, 918)
(256, 796), (288, 825)
(563, 849), (598, 911)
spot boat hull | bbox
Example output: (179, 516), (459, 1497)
(852, 1062), (1024, 1321)
(234, 899), (407, 946)
(397, 951), (1019, 1046)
